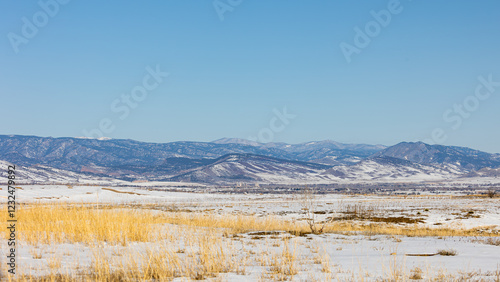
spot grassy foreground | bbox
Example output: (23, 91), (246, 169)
(1, 202), (498, 281)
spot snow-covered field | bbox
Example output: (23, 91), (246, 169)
(3, 185), (500, 281)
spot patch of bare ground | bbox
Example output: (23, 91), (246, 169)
(101, 187), (144, 195)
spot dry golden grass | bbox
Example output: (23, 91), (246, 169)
(9, 230), (243, 281)
(47, 256), (62, 270)
(1, 202), (498, 249)
(114, 232), (241, 280)
(319, 252), (332, 273)
(0, 203), (167, 246)
(29, 248), (43, 259)
(437, 248), (458, 256)
(266, 239), (298, 281)
(1, 201), (498, 281)
(159, 211), (499, 238)
(409, 267), (423, 280)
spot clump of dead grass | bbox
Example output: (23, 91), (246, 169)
(267, 239), (298, 280)
(437, 248), (458, 256)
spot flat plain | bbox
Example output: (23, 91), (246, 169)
(1, 185), (499, 281)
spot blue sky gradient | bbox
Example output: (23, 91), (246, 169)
(1, 1), (500, 152)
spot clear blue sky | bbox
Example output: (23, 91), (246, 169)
(1, 1), (500, 152)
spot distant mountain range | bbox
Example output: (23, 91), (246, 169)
(372, 142), (500, 171)
(0, 135), (499, 184)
